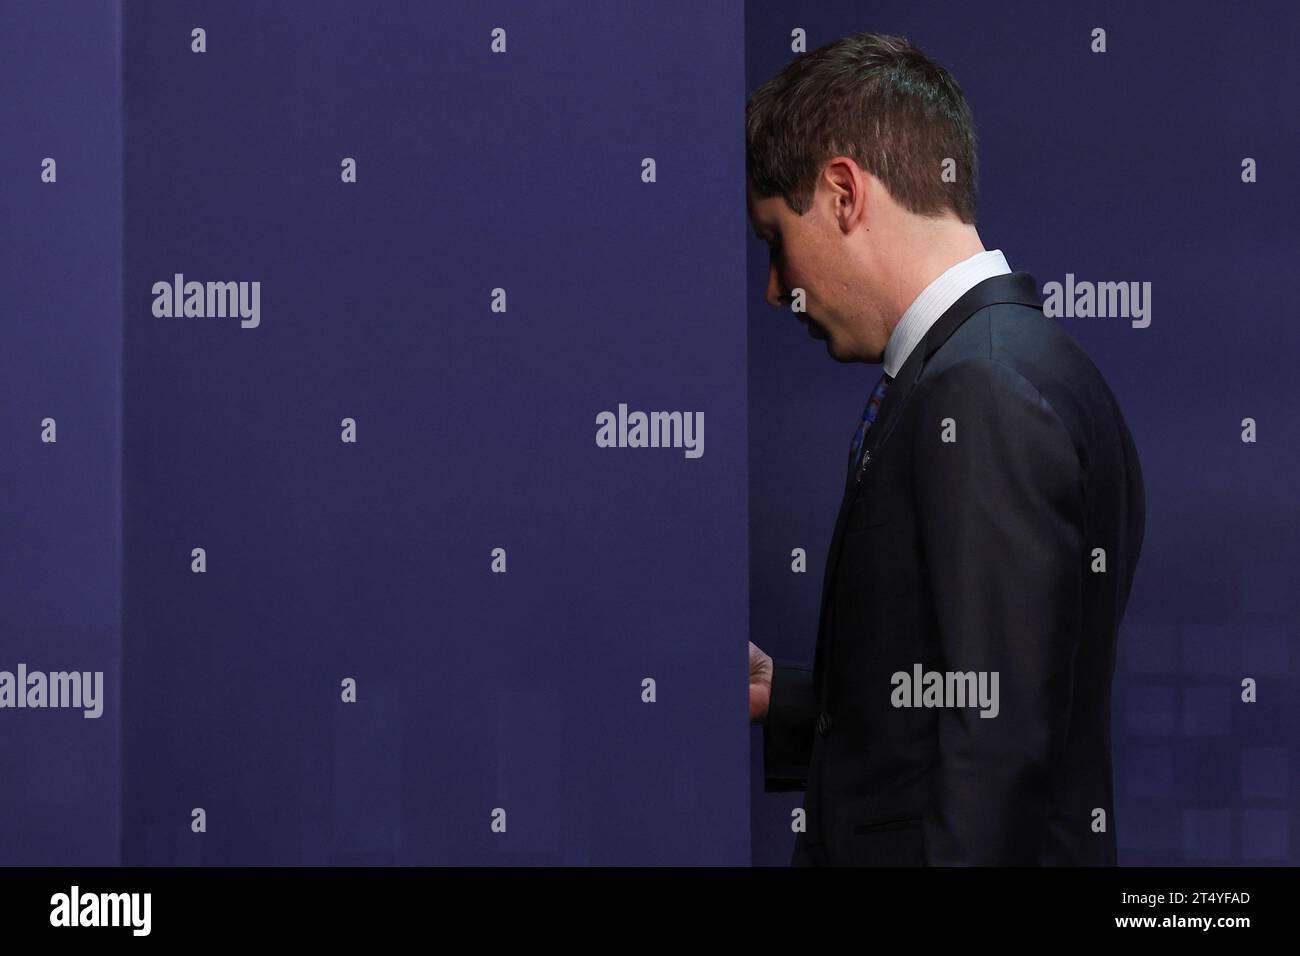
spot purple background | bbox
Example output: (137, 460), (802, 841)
(2, 0), (1297, 867)
(747, 0), (1300, 865)
(0, 0), (123, 866)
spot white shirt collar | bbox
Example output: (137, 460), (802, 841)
(881, 249), (1012, 378)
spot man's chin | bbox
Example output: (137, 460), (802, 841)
(822, 334), (857, 364)
(804, 320), (851, 362)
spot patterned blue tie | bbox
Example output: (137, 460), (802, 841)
(846, 371), (892, 482)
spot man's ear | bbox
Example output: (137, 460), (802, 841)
(822, 157), (870, 234)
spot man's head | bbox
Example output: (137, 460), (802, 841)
(746, 32), (985, 363)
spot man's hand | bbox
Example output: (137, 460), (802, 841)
(749, 641), (774, 725)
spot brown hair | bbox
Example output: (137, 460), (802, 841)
(746, 32), (978, 224)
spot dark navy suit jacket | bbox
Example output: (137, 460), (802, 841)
(763, 271), (1145, 865)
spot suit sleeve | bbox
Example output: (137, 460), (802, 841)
(911, 358), (1085, 864)
(762, 658), (815, 792)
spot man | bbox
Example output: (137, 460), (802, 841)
(746, 32), (1145, 866)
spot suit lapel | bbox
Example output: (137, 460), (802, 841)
(811, 272), (1044, 703)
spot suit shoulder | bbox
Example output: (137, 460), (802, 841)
(936, 302), (1095, 384)
(924, 304), (1132, 463)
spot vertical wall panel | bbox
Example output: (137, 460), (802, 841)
(121, 1), (749, 864)
(0, 0), (123, 865)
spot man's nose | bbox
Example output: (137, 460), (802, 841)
(766, 263), (788, 309)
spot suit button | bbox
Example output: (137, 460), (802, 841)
(817, 712), (833, 736)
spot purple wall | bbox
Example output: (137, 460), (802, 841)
(0, 0), (123, 865)
(2, 0), (1295, 868)
(119, 0), (749, 865)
